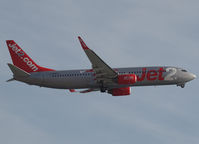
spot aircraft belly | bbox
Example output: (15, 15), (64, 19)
(133, 79), (178, 86)
(42, 77), (92, 89)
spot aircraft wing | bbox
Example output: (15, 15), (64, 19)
(78, 36), (118, 85)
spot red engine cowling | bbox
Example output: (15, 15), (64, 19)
(108, 87), (131, 96)
(117, 74), (137, 85)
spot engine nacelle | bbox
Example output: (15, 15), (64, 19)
(108, 87), (131, 96)
(117, 74), (137, 85)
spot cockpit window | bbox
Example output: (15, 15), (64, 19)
(181, 69), (187, 72)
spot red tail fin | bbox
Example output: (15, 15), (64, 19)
(6, 40), (54, 73)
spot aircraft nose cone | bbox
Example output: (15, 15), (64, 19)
(192, 74), (197, 79)
(189, 73), (196, 80)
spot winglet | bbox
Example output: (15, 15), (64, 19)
(78, 36), (89, 50)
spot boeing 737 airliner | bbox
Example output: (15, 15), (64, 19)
(6, 37), (196, 96)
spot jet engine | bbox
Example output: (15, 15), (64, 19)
(108, 87), (131, 96)
(117, 74), (137, 85)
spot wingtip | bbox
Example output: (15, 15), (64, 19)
(78, 36), (89, 50)
(78, 36), (83, 42)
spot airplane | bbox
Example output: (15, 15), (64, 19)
(6, 36), (196, 96)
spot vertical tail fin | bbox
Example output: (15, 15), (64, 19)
(6, 40), (54, 73)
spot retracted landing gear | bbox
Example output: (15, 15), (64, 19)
(177, 83), (185, 88)
(180, 84), (185, 88)
(99, 80), (107, 92)
(100, 87), (106, 93)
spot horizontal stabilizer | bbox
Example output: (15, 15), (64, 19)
(6, 78), (15, 82)
(7, 63), (30, 77)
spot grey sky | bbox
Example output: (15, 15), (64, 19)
(0, 0), (199, 144)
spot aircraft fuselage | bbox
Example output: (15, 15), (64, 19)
(16, 66), (196, 89)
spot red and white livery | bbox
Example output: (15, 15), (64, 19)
(6, 37), (196, 96)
